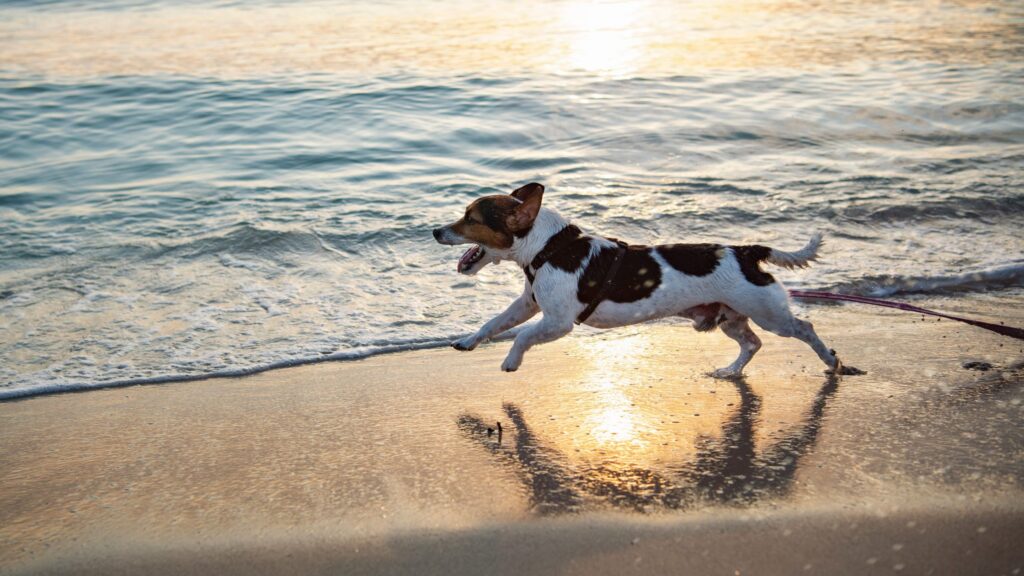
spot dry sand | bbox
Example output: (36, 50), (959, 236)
(1, 297), (1022, 575)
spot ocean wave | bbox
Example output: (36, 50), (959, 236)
(831, 194), (1024, 225)
(819, 263), (1024, 298)
(148, 222), (431, 260)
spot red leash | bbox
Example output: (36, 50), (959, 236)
(788, 290), (1024, 341)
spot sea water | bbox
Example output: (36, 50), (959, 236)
(1, 0), (1022, 398)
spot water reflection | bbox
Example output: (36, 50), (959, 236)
(457, 375), (840, 514)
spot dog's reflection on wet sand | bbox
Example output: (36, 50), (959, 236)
(458, 376), (839, 514)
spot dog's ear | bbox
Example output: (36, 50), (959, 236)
(511, 182), (544, 201)
(507, 183), (544, 232)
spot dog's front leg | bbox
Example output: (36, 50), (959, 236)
(501, 314), (574, 372)
(453, 290), (539, 351)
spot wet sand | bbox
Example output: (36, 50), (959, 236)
(1, 297), (1022, 575)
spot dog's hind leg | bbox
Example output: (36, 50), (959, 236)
(787, 318), (863, 374)
(791, 318), (842, 372)
(751, 308), (839, 371)
(711, 309), (762, 379)
(734, 284), (840, 372)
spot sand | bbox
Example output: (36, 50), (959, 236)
(1, 296), (1022, 575)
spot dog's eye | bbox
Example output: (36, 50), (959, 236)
(464, 214), (476, 224)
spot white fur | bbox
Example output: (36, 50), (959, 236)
(767, 233), (822, 269)
(442, 207), (839, 376)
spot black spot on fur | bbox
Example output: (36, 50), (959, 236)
(578, 245), (661, 304)
(523, 265), (537, 302)
(656, 243), (721, 276)
(543, 227), (591, 272)
(731, 245), (775, 286)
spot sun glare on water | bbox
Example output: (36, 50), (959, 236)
(575, 335), (651, 447)
(557, 329), (750, 468)
(559, 1), (647, 75)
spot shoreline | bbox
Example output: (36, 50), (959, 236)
(0, 336), (472, 402)
(3, 289), (1022, 402)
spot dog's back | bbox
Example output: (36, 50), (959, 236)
(571, 234), (822, 330)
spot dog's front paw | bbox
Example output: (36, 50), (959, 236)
(500, 354), (522, 372)
(452, 336), (478, 352)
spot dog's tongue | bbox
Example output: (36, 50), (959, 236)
(458, 245), (480, 272)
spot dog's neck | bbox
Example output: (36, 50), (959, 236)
(508, 208), (574, 268)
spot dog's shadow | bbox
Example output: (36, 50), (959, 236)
(457, 376), (840, 514)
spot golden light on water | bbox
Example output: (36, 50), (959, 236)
(587, 392), (639, 445)
(576, 335), (650, 447)
(563, 331), (724, 466)
(1, 0), (1009, 78)
(560, 2), (646, 75)
(506, 325), (842, 477)
(578, 337), (647, 446)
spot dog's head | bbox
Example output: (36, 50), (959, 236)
(433, 182), (544, 274)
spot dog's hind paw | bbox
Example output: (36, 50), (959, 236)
(825, 356), (866, 376)
(710, 367), (742, 380)
(834, 365), (866, 376)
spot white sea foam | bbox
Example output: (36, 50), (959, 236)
(1, 260), (1020, 401)
(0, 330), (529, 401)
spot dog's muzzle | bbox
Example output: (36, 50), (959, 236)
(433, 226), (496, 274)
(433, 226), (463, 246)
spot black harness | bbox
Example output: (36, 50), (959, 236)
(523, 225), (628, 325)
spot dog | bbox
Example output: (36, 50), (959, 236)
(433, 182), (845, 377)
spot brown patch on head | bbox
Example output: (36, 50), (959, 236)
(448, 195), (520, 249)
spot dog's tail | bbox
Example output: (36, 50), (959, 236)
(765, 233), (823, 269)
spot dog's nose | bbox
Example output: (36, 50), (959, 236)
(432, 228), (442, 241)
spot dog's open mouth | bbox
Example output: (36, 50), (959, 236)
(458, 245), (485, 273)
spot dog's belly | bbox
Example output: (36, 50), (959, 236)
(584, 297), (709, 328)
(582, 282), (712, 328)
(583, 305), (676, 328)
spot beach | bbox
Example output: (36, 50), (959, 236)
(3, 298), (1022, 575)
(2, 0), (1023, 573)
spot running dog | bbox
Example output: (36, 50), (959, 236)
(433, 182), (845, 376)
